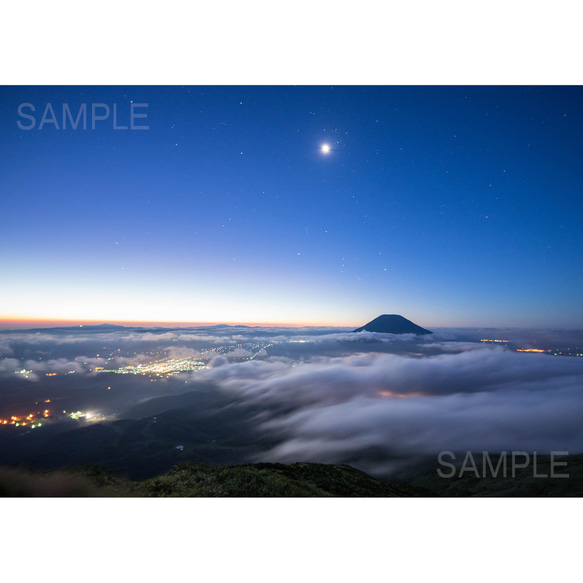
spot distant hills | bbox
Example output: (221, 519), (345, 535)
(1, 317), (433, 336)
(353, 314), (432, 335)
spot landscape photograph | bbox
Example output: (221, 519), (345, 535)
(3, 2), (582, 579)
(1, 85), (582, 498)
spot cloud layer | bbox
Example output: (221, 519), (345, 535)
(1, 325), (583, 478)
(196, 347), (583, 476)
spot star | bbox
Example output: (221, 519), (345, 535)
(321, 143), (331, 154)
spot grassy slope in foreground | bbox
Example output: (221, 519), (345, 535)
(1, 455), (582, 496)
(0, 461), (422, 497)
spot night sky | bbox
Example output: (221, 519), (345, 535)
(1, 85), (581, 328)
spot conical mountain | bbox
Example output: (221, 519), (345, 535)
(353, 314), (432, 335)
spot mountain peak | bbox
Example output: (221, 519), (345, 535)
(353, 314), (432, 335)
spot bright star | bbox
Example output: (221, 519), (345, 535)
(321, 143), (331, 154)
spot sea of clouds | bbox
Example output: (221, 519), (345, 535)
(1, 325), (582, 477)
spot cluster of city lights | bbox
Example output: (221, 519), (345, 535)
(0, 398), (105, 428)
(0, 407), (50, 427)
(8, 342), (276, 382)
(248, 343), (273, 360)
(96, 358), (209, 377)
(95, 341), (274, 376)
(481, 339), (582, 357)
(68, 410), (91, 420)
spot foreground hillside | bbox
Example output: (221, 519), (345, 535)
(0, 461), (422, 497)
(407, 453), (583, 497)
(2, 454), (582, 496)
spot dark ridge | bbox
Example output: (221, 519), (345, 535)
(353, 314), (432, 335)
(0, 462), (425, 497)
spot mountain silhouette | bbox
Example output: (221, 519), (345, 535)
(353, 314), (432, 335)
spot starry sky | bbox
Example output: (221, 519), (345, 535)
(1, 85), (581, 328)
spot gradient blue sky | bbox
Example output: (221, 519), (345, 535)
(1, 86), (581, 327)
